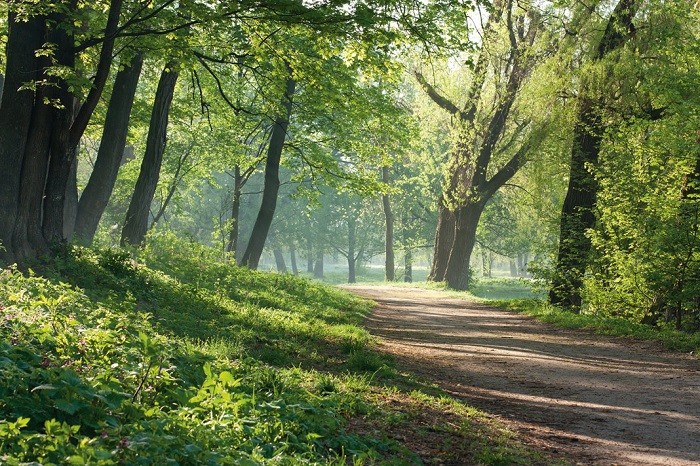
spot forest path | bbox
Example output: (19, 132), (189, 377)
(343, 285), (700, 466)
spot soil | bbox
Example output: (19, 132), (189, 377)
(344, 285), (700, 466)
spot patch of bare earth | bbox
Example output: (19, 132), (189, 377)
(344, 285), (700, 466)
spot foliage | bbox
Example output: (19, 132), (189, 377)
(0, 239), (550, 464)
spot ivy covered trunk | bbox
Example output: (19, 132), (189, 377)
(549, 0), (638, 310)
(428, 203), (456, 282)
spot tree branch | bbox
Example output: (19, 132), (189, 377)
(414, 70), (460, 115)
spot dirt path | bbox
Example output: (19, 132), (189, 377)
(345, 285), (700, 466)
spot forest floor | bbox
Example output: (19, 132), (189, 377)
(343, 285), (700, 466)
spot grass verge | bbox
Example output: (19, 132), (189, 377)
(495, 298), (700, 355)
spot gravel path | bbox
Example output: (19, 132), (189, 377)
(345, 285), (700, 465)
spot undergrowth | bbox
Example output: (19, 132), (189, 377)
(0, 234), (556, 465)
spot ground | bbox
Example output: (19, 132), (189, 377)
(344, 285), (700, 466)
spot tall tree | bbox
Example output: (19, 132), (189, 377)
(549, 0), (638, 310)
(0, 0), (122, 264)
(419, 0), (542, 289)
(239, 72), (296, 268)
(75, 53), (144, 244)
(382, 166), (396, 281)
(121, 63), (179, 246)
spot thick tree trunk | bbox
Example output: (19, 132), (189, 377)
(429, 202), (456, 282)
(12, 83), (54, 261)
(306, 236), (314, 272)
(550, 0), (638, 310)
(121, 64), (179, 247)
(1, 0), (121, 263)
(382, 166), (395, 281)
(444, 202), (485, 290)
(239, 75), (295, 268)
(510, 259), (517, 276)
(0, 14), (44, 265)
(75, 54), (143, 244)
(549, 98), (601, 309)
(273, 248), (287, 273)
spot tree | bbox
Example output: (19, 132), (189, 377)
(549, 0), (638, 310)
(121, 63), (179, 246)
(0, 0), (122, 265)
(417, 0), (543, 289)
(382, 166), (396, 281)
(75, 53), (144, 244)
(239, 71), (296, 268)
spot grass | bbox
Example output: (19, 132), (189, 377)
(498, 298), (700, 354)
(0, 235), (558, 465)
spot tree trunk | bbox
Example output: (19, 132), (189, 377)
(290, 247), (298, 275)
(1, 0), (122, 264)
(121, 63), (179, 247)
(75, 53), (143, 244)
(63, 156), (79, 242)
(404, 248), (413, 283)
(225, 165), (243, 258)
(239, 74), (296, 268)
(550, 0), (638, 310)
(314, 250), (324, 279)
(429, 202), (456, 282)
(444, 202), (485, 290)
(382, 166), (395, 281)
(347, 215), (357, 283)
(306, 236), (314, 272)
(273, 248), (287, 273)
(509, 259), (517, 276)
(0, 14), (44, 265)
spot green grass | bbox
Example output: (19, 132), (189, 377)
(497, 298), (700, 354)
(0, 236), (558, 465)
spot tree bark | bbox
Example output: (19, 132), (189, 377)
(306, 236), (314, 272)
(550, 0), (638, 310)
(273, 248), (287, 273)
(404, 248), (413, 283)
(63, 156), (79, 242)
(75, 53), (144, 244)
(0, 0), (122, 264)
(428, 202), (456, 282)
(290, 247), (298, 274)
(225, 166), (243, 258)
(0, 14), (44, 265)
(43, 0), (123, 246)
(121, 63), (179, 247)
(382, 166), (395, 281)
(347, 215), (357, 283)
(239, 74), (296, 268)
(444, 201), (486, 289)
(314, 250), (324, 279)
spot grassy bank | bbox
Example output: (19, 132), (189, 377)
(0, 236), (554, 465)
(497, 298), (700, 354)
